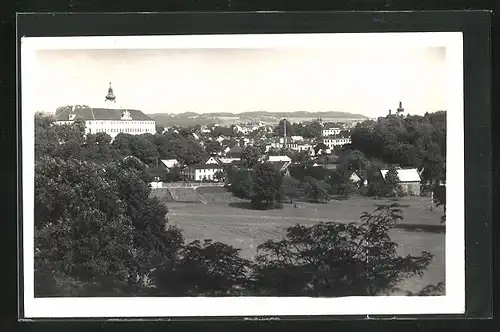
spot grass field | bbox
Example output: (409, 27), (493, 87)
(158, 187), (446, 295)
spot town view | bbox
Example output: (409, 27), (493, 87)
(33, 81), (446, 298)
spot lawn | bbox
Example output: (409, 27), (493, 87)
(164, 190), (445, 295)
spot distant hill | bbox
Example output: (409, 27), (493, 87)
(149, 111), (367, 128)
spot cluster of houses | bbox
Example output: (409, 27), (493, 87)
(149, 144), (424, 196)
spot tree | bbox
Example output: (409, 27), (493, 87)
(340, 150), (367, 174)
(154, 133), (208, 166)
(35, 112), (60, 161)
(241, 146), (261, 168)
(303, 176), (330, 203)
(152, 239), (251, 296)
(433, 184), (446, 223)
(111, 133), (159, 166)
(214, 170), (226, 182)
(83, 132), (116, 164)
(301, 121), (322, 139)
(155, 124), (165, 134)
(251, 204), (433, 296)
(274, 119), (293, 137)
(282, 176), (302, 203)
(227, 167), (254, 199)
(205, 140), (223, 155)
(53, 118), (87, 159)
(227, 163), (285, 209)
(251, 163), (285, 209)
(384, 166), (402, 197)
(288, 150), (310, 164)
(314, 143), (329, 155)
(350, 111), (446, 179)
(34, 157), (184, 296)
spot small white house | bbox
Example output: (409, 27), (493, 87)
(380, 168), (422, 196)
(183, 164), (225, 182)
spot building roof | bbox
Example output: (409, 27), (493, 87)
(160, 159), (179, 168)
(226, 145), (243, 156)
(268, 155), (292, 163)
(380, 168), (421, 182)
(271, 161), (290, 173)
(55, 106), (153, 121)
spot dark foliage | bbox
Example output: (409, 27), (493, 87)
(350, 112), (446, 183)
(250, 204), (433, 296)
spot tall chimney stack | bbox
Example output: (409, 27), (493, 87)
(283, 119), (287, 148)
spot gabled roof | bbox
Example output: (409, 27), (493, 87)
(271, 161), (290, 173)
(380, 168), (421, 182)
(161, 159), (180, 168)
(55, 107), (153, 121)
(205, 156), (222, 164)
(226, 145), (243, 155)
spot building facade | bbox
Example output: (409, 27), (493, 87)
(54, 83), (156, 139)
(322, 127), (342, 137)
(380, 168), (421, 196)
(323, 137), (352, 149)
(183, 164), (225, 182)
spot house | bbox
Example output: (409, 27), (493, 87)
(380, 168), (421, 196)
(183, 164), (225, 182)
(290, 135), (304, 142)
(160, 159), (180, 170)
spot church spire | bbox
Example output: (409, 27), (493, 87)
(105, 82), (116, 103)
(397, 101), (404, 115)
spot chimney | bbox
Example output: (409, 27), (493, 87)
(283, 119), (287, 148)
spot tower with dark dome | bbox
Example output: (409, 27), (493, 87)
(396, 101), (404, 116)
(105, 82), (116, 108)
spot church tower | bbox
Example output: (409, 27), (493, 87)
(396, 101), (404, 116)
(104, 82), (116, 109)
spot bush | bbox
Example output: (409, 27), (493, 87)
(151, 240), (251, 296)
(250, 203), (433, 296)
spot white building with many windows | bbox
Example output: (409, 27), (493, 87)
(54, 83), (156, 139)
(322, 127), (342, 137)
(323, 137), (352, 149)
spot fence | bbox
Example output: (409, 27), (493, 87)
(151, 182), (225, 189)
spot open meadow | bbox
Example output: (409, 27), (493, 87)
(157, 187), (446, 295)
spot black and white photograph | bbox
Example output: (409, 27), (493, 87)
(21, 32), (465, 318)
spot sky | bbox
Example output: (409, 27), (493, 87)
(33, 47), (446, 117)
